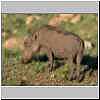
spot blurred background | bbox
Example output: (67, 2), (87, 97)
(2, 14), (98, 86)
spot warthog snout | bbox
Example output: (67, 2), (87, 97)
(21, 49), (33, 63)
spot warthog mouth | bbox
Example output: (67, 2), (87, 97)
(21, 57), (32, 64)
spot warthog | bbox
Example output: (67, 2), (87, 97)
(21, 25), (85, 81)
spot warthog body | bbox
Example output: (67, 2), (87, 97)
(21, 25), (85, 80)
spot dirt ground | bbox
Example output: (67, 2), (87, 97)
(2, 56), (98, 86)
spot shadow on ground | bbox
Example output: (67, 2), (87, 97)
(82, 55), (98, 70)
(32, 54), (98, 70)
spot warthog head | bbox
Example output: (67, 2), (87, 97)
(21, 32), (40, 63)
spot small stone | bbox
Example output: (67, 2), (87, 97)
(22, 76), (27, 81)
(84, 40), (94, 49)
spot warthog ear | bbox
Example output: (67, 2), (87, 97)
(35, 32), (39, 40)
(32, 32), (39, 41)
(35, 34), (37, 40)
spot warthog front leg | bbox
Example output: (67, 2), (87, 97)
(40, 45), (54, 72)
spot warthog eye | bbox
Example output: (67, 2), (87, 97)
(24, 38), (32, 47)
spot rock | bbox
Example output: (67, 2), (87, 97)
(3, 37), (24, 50)
(59, 14), (74, 19)
(48, 14), (80, 26)
(3, 37), (17, 49)
(84, 40), (94, 49)
(48, 15), (61, 26)
(70, 14), (81, 24)
(26, 16), (33, 25)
